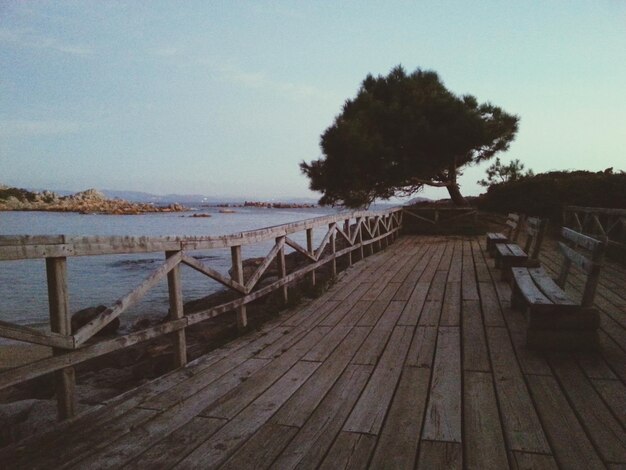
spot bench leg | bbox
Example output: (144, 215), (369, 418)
(511, 283), (525, 311)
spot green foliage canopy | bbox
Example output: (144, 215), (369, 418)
(477, 170), (626, 219)
(478, 157), (534, 187)
(301, 66), (519, 208)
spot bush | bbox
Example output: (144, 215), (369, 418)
(476, 170), (626, 219)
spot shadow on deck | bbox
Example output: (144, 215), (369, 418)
(1, 235), (625, 469)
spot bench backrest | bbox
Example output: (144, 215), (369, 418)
(522, 217), (548, 260)
(505, 213), (525, 242)
(556, 227), (608, 308)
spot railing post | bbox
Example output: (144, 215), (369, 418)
(166, 250), (187, 368)
(368, 218), (374, 256)
(276, 236), (288, 304)
(376, 217), (383, 252)
(231, 245), (247, 329)
(45, 257), (76, 420)
(329, 223), (337, 277)
(344, 219), (352, 267)
(384, 215), (390, 247)
(306, 228), (316, 287)
(357, 217), (364, 260)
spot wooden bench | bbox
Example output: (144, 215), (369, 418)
(494, 216), (548, 280)
(486, 213), (524, 256)
(510, 227), (607, 351)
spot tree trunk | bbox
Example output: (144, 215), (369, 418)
(446, 182), (469, 206)
(446, 161), (469, 206)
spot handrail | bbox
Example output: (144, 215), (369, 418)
(562, 205), (626, 249)
(0, 207), (404, 420)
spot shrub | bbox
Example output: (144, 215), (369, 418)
(477, 170), (626, 219)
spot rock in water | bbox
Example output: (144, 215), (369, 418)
(71, 305), (120, 336)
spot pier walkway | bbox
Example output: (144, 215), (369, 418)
(2, 235), (625, 469)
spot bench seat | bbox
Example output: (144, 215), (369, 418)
(486, 232), (509, 255)
(494, 243), (536, 280)
(510, 267), (599, 350)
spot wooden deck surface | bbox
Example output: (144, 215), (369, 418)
(2, 235), (625, 469)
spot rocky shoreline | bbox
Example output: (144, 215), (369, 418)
(0, 185), (186, 215)
(206, 200), (317, 209)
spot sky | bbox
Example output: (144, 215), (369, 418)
(1, 1), (625, 202)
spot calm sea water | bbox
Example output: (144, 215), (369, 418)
(0, 207), (335, 329)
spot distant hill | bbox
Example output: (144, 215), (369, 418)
(404, 196), (431, 205)
(23, 186), (319, 206)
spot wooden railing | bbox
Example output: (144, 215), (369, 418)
(0, 207), (403, 420)
(402, 206), (478, 225)
(563, 206), (626, 250)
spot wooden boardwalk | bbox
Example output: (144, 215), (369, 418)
(2, 235), (625, 469)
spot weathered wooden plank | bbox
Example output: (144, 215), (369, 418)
(0, 318), (290, 465)
(486, 326), (551, 453)
(462, 300), (490, 372)
(175, 361), (319, 468)
(319, 432), (377, 470)
(306, 227), (316, 286)
(562, 226), (605, 251)
(73, 251), (183, 345)
(592, 379), (626, 429)
(464, 371), (508, 470)
(321, 283), (373, 326)
(509, 329), (552, 376)
(6, 407), (159, 469)
(558, 241), (595, 274)
(351, 302), (405, 365)
(166, 250), (187, 368)
(245, 237), (284, 292)
(181, 254), (245, 293)
(0, 320), (73, 349)
(333, 299), (373, 327)
(285, 235), (317, 262)
(369, 366), (430, 469)
(0, 208), (403, 260)
(271, 364), (372, 469)
(418, 299), (442, 327)
(141, 357), (271, 411)
(550, 357), (626, 463)
(406, 326), (437, 368)
(219, 423), (298, 470)
(46, 256), (75, 420)
(527, 374), (605, 469)
(440, 281), (461, 326)
(529, 267), (575, 305)
(511, 267), (552, 306)
(65, 361), (288, 468)
(472, 239), (492, 282)
(422, 326), (462, 442)
(273, 326), (370, 427)
(478, 281), (505, 327)
(302, 325), (352, 362)
(462, 240), (480, 300)
(417, 440), (462, 470)
(124, 417), (226, 469)
(200, 327), (328, 420)
(509, 451), (558, 470)
(398, 282), (430, 325)
(427, 271), (448, 301)
(577, 353), (617, 380)
(344, 325), (413, 434)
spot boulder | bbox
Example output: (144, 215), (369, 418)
(71, 305), (120, 336)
